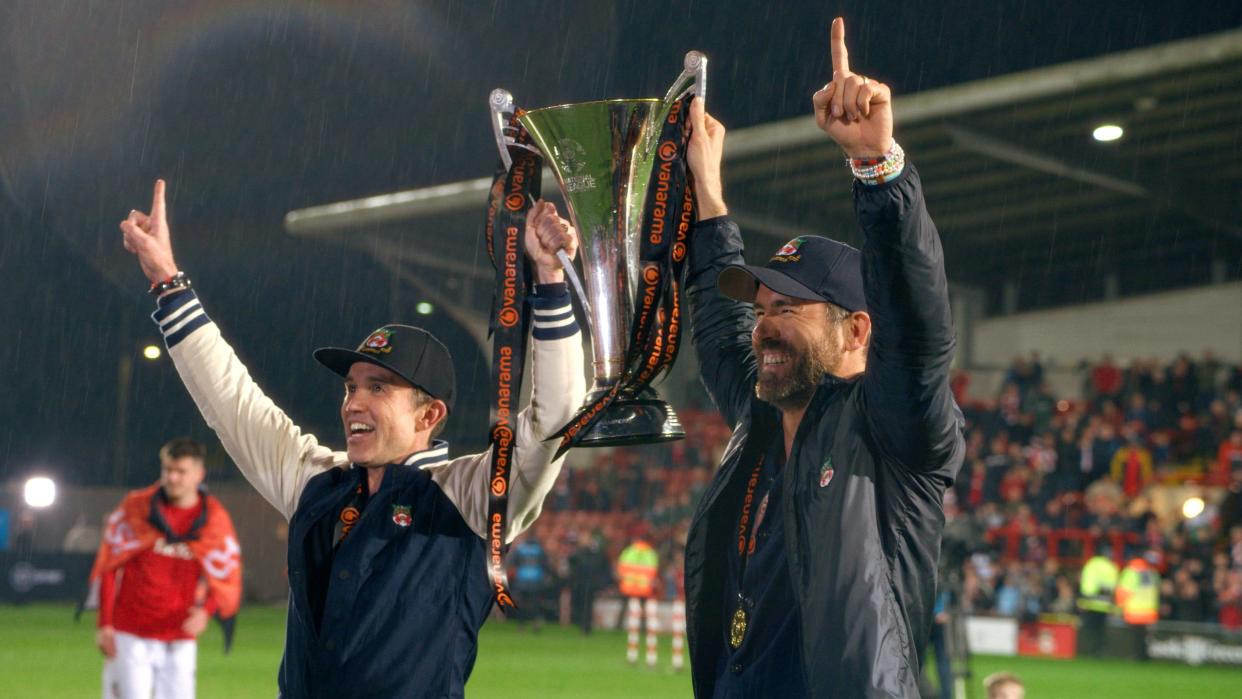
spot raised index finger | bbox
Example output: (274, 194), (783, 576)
(830, 17), (849, 76)
(151, 179), (167, 224)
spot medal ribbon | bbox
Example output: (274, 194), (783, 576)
(731, 445), (775, 648)
(482, 116), (541, 611)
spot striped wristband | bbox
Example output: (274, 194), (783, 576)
(529, 283), (579, 341)
(151, 289), (211, 349)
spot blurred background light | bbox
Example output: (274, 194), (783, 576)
(1092, 123), (1124, 142)
(1181, 496), (1205, 520)
(23, 477), (57, 508)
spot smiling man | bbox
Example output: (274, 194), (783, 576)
(118, 182), (584, 698)
(681, 18), (965, 698)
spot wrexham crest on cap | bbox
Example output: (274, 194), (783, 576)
(391, 504), (412, 528)
(771, 236), (806, 263)
(360, 328), (394, 354)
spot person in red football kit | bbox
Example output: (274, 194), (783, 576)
(90, 437), (241, 699)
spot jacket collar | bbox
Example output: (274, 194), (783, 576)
(402, 439), (449, 469)
(346, 439), (450, 472)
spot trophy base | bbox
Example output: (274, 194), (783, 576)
(574, 389), (685, 448)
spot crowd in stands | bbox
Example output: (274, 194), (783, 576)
(516, 352), (1242, 630)
(947, 352), (1242, 629)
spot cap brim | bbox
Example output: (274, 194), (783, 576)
(313, 347), (393, 378)
(313, 347), (452, 413)
(717, 264), (827, 303)
(312, 347), (436, 399)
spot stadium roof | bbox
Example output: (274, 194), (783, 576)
(285, 28), (1242, 317)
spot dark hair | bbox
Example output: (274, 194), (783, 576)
(159, 437), (207, 463)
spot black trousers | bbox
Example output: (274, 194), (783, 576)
(1079, 610), (1108, 657)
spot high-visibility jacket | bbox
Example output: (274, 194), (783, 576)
(1116, 558), (1160, 625)
(617, 540), (659, 599)
(1078, 555), (1119, 614)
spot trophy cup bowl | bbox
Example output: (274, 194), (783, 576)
(521, 99), (680, 446)
(492, 52), (705, 447)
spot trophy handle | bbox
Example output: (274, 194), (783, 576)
(661, 50), (708, 106)
(490, 89), (593, 317)
(489, 89), (542, 170)
(646, 51), (707, 155)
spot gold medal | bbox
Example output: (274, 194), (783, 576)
(729, 605), (748, 648)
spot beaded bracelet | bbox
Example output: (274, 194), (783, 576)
(847, 141), (905, 186)
(149, 271), (192, 296)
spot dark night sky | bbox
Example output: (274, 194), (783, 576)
(1, 0), (1239, 486)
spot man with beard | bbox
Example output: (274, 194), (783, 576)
(118, 182), (584, 698)
(681, 18), (964, 698)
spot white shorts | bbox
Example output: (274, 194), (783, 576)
(102, 631), (197, 699)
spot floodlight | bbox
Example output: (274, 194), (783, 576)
(1092, 124), (1124, 142)
(24, 476), (56, 508)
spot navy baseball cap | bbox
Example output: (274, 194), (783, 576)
(717, 235), (866, 312)
(313, 325), (456, 413)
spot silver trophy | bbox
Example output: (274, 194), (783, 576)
(490, 51), (706, 447)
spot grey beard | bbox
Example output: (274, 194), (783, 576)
(755, 344), (832, 412)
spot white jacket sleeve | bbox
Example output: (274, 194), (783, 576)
(153, 290), (347, 520)
(424, 286), (586, 543)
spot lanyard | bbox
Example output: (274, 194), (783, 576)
(735, 442), (782, 590)
(729, 443), (778, 650)
(333, 474), (369, 549)
(483, 124), (540, 611)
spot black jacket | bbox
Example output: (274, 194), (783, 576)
(684, 165), (964, 698)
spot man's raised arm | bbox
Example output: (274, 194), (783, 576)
(684, 99), (760, 430)
(814, 18), (963, 472)
(427, 200), (587, 542)
(120, 180), (344, 518)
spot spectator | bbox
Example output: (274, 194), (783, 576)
(62, 513), (101, 554)
(568, 533), (611, 635)
(12, 510), (36, 559)
(1220, 470), (1242, 545)
(511, 536), (551, 630)
(1218, 568), (1242, 630)
(1090, 422), (1122, 484)
(1164, 567), (1210, 622)
(1091, 354), (1123, 403)
(1215, 430), (1242, 486)
(1110, 431), (1154, 498)
(1047, 574), (1077, 614)
(1198, 350), (1222, 398)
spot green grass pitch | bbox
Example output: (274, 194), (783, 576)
(1, 604), (1239, 697)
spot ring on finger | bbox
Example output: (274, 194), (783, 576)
(862, 76), (870, 85)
